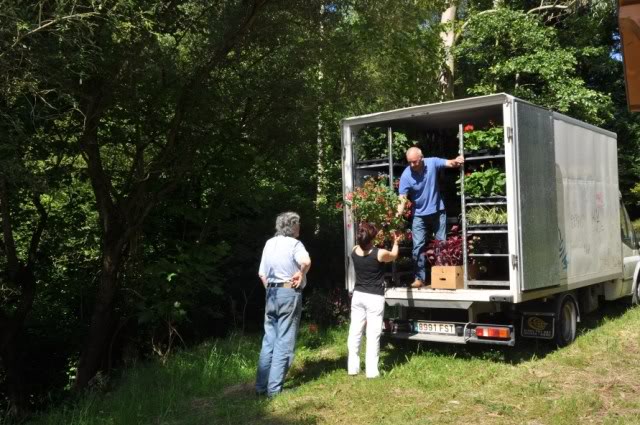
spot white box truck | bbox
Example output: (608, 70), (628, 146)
(341, 94), (640, 347)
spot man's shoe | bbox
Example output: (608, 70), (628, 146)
(410, 279), (424, 288)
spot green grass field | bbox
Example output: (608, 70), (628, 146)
(30, 302), (640, 425)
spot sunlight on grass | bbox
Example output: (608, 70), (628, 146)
(29, 308), (640, 425)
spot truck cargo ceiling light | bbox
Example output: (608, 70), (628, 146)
(620, 0), (640, 111)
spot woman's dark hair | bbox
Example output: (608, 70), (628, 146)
(357, 222), (377, 250)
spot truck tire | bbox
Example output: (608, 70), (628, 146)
(554, 294), (578, 347)
(633, 277), (640, 306)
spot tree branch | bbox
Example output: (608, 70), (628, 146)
(527, 4), (571, 14)
(27, 194), (48, 268)
(4, 12), (98, 56)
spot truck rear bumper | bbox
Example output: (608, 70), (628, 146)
(386, 320), (516, 346)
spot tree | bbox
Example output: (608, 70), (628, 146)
(455, 7), (612, 124)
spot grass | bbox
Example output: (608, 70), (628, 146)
(28, 303), (640, 425)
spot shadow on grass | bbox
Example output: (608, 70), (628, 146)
(209, 382), (322, 425)
(379, 300), (634, 367)
(287, 354), (347, 388)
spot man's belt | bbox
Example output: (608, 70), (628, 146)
(266, 281), (294, 288)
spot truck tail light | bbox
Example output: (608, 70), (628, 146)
(476, 326), (510, 340)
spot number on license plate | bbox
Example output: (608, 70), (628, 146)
(416, 322), (456, 335)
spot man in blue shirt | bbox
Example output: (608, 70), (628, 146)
(397, 147), (464, 288)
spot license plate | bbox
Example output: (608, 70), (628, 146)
(415, 321), (456, 335)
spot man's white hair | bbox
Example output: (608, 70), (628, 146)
(406, 147), (423, 157)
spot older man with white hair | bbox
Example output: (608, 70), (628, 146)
(256, 211), (311, 397)
(397, 147), (464, 288)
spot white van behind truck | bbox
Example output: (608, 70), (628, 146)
(341, 94), (640, 347)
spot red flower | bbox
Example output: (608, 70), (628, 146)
(336, 202), (343, 210)
(464, 124), (474, 132)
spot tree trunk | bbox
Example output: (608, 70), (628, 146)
(0, 178), (42, 418)
(74, 245), (123, 388)
(0, 318), (28, 420)
(439, 3), (457, 100)
(0, 268), (35, 420)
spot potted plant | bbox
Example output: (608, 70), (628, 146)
(341, 176), (407, 246)
(356, 129), (417, 162)
(462, 124), (504, 156)
(425, 226), (476, 288)
(466, 206), (508, 229)
(458, 167), (506, 201)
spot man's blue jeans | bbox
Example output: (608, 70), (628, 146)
(256, 288), (302, 397)
(412, 210), (447, 282)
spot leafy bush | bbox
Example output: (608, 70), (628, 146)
(631, 182), (640, 206)
(302, 288), (350, 327)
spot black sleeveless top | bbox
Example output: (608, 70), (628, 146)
(351, 247), (385, 296)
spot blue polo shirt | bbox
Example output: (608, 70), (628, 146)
(399, 157), (447, 216)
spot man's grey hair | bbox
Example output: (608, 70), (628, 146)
(275, 211), (301, 237)
(406, 146), (423, 157)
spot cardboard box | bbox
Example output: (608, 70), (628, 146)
(431, 266), (464, 289)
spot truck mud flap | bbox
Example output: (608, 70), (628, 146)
(520, 312), (555, 339)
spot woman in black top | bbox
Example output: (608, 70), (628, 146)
(347, 222), (399, 378)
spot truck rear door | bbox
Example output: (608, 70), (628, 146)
(513, 101), (560, 291)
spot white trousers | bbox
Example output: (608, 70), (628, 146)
(347, 290), (385, 378)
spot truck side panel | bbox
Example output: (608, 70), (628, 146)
(554, 115), (622, 285)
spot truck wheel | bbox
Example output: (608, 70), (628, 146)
(554, 295), (578, 347)
(633, 278), (640, 306)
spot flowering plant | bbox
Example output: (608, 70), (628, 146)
(425, 225), (471, 266)
(463, 124), (504, 153)
(342, 176), (409, 246)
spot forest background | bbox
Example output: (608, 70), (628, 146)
(1, 0), (639, 419)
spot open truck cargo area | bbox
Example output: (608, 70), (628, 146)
(341, 94), (640, 347)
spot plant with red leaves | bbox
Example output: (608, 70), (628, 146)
(425, 225), (470, 266)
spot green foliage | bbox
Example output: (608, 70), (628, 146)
(463, 125), (504, 153)
(135, 242), (230, 327)
(356, 129), (417, 161)
(631, 182), (640, 206)
(466, 206), (507, 225)
(302, 288), (350, 328)
(460, 168), (506, 198)
(455, 8), (613, 125)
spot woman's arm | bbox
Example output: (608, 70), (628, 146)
(378, 233), (400, 263)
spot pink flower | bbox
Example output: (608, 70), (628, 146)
(336, 202), (343, 210)
(464, 124), (474, 132)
